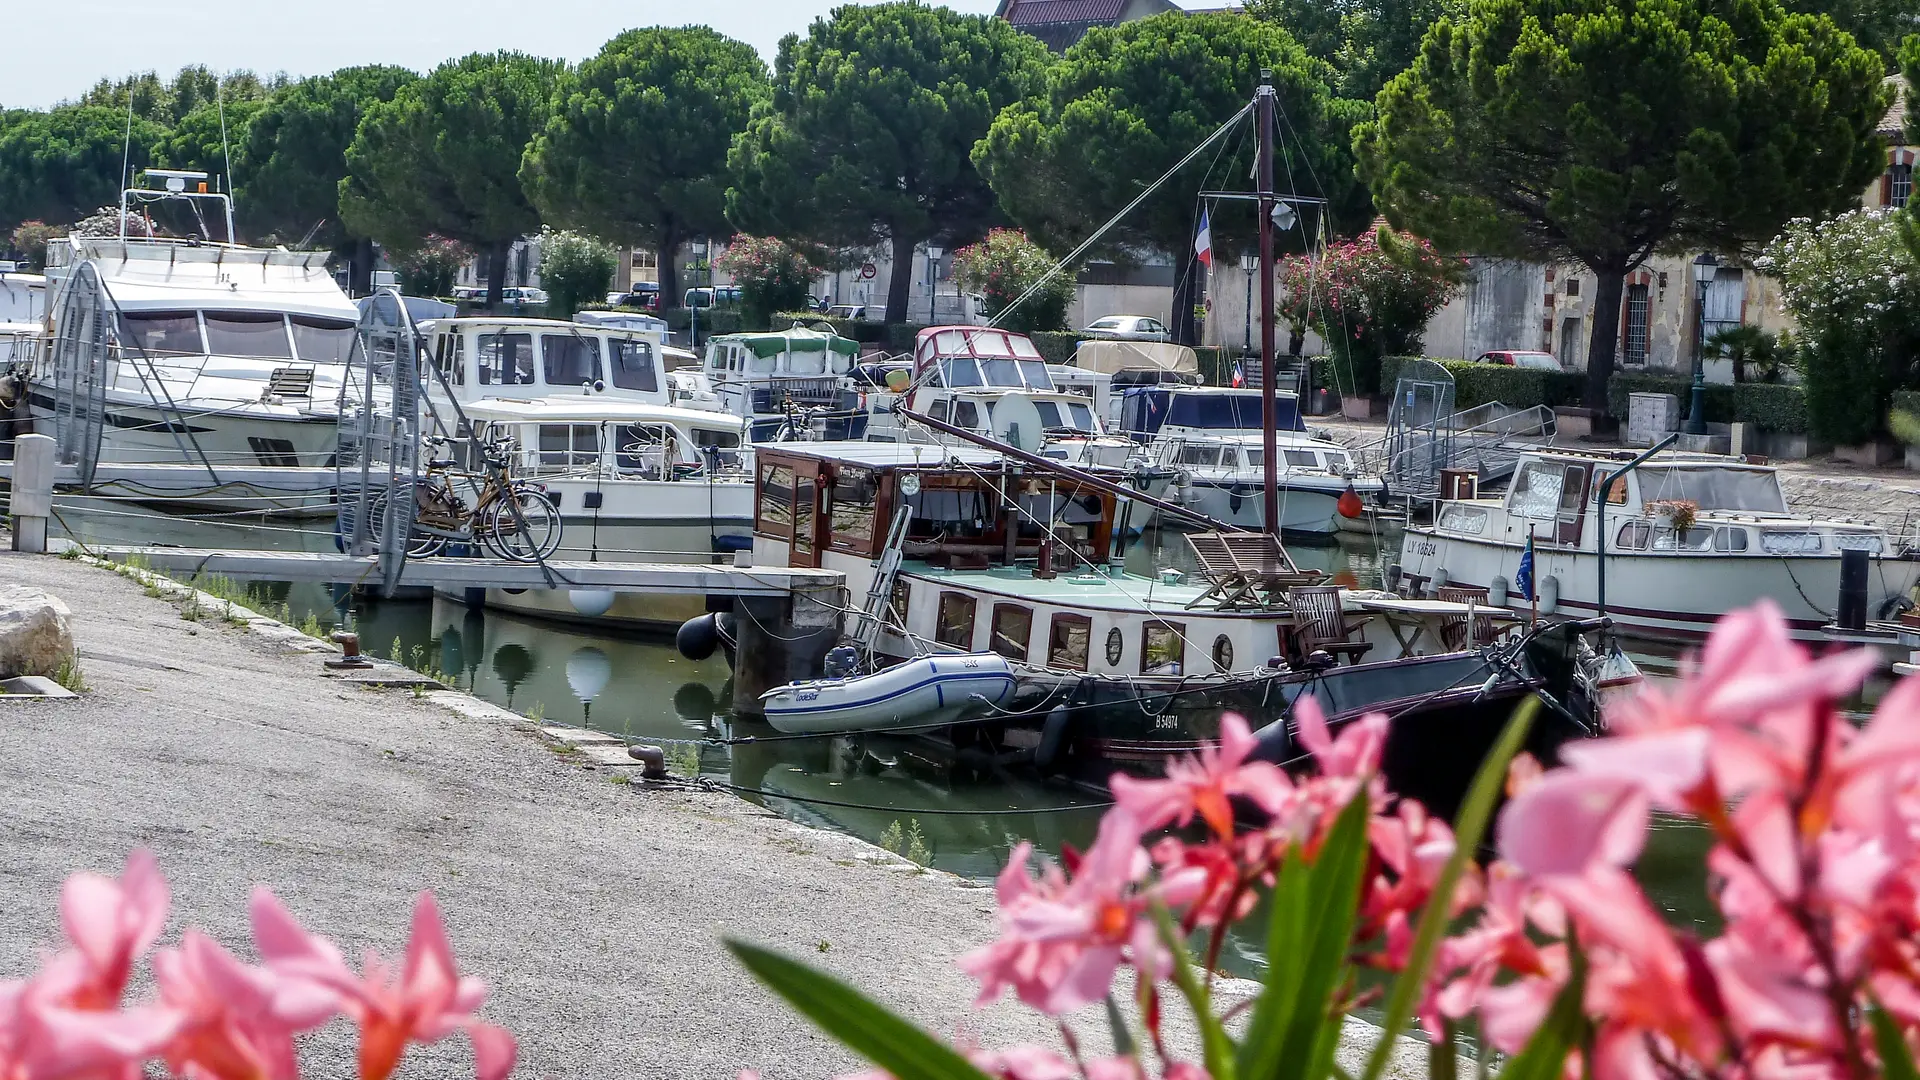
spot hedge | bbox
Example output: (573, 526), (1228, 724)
(772, 312), (889, 343)
(1893, 389), (1920, 418)
(661, 307), (745, 336)
(1373, 356), (1584, 412)
(1604, 373), (1812, 433)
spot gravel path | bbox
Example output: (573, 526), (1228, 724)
(0, 552), (1432, 1080)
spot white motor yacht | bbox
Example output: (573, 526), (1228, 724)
(1397, 446), (1920, 640)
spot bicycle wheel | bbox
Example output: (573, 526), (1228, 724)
(367, 486), (446, 558)
(482, 488), (562, 562)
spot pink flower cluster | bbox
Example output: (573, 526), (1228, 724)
(0, 851), (514, 1080)
(1277, 227), (1461, 353)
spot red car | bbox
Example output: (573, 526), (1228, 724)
(1476, 350), (1565, 371)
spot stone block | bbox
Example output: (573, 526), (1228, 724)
(1340, 396), (1374, 421)
(0, 587), (73, 679)
(1674, 433), (1730, 455)
(1835, 441), (1898, 466)
(1626, 393), (1680, 447)
(1552, 407), (1593, 440)
(1760, 431), (1822, 460)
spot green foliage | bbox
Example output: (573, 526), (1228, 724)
(1761, 210), (1920, 443)
(1379, 356), (1585, 411)
(1281, 225), (1465, 393)
(238, 66), (419, 253)
(949, 228), (1072, 332)
(1792, 0), (1919, 65)
(8, 221), (65, 271)
(1358, 0), (1891, 414)
(727, 2), (1051, 323)
(1606, 372), (1737, 425)
(1704, 324), (1792, 384)
(772, 313), (890, 343)
(1246, 0), (1465, 100)
(1733, 381), (1811, 433)
(523, 26), (768, 309)
(977, 13), (1368, 271)
(54, 654), (88, 694)
(0, 106), (167, 231)
(392, 236), (469, 298)
(80, 66), (278, 127)
(156, 97), (269, 183)
(538, 228), (618, 320)
(712, 235), (815, 329)
(662, 307), (747, 336)
(341, 51), (561, 306)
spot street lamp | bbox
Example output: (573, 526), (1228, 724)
(1240, 252), (1259, 352)
(1687, 253), (1719, 436)
(926, 245), (944, 323)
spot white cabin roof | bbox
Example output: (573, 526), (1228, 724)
(759, 441), (1009, 468)
(421, 316), (656, 336)
(459, 396), (748, 429)
(48, 238), (354, 320)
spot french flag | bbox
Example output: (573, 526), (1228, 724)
(1194, 209), (1213, 268)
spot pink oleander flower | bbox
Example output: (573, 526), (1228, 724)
(153, 929), (340, 1080)
(252, 890), (515, 1080)
(0, 951), (184, 1080)
(60, 850), (170, 1009)
(1292, 697), (1386, 783)
(1108, 713), (1291, 837)
(960, 809), (1202, 1015)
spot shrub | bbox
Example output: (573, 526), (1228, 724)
(949, 228), (1073, 333)
(662, 307), (746, 336)
(1029, 331), (1086, 364)
(885, 322), (930, 354)
(537, 228), (617, 320)
(713, 236), (815, 330)
(1377, 357), (1583, 411)
(9, 220), (65, 272)
(392, 236), (469, 299)
(1279, 225), (1466, 394)
(1733, 381), (1809, 433)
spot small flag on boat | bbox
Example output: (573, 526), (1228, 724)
(1514, 534), (1536, 601)
(1231, 361), (1246, 387)
(1194, 208), (1213, 267)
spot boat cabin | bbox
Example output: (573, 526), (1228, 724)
(700, 326), (863, 439)
(420, 317), (672, 408)
(1152, 432), (1356, 477)
(908, 325), (1054, 396)
(459, 397), (749, 479)
(1119, 385), (1306, 444)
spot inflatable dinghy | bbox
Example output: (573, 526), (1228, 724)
(760, 653), (1018, 734)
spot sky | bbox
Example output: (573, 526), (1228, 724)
(1, 0), (1011, 111)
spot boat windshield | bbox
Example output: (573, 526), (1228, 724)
(117, 311), (202, 357)
(939, 358), (984, 387)
(203, 312), (292, 359)
(290, 316), (356, 364)
(1637, 466), (1787, 514)
(1033, 399), (1097, 433)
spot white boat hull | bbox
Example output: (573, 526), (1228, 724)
(760, 654), (1018, 734)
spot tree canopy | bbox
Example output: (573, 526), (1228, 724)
(1783, 0), (1918, 65)
(975, 12), (1367, 343)
(237, 67), (417, 253)
(523, 27), (768, 308)
(0, 106), (166, 232)
(341, 51), (561, 307)
(79, 67), (279, 126)
(1357, 0), (1890, 414)
(727, 1), (1051, 323)
(1247, 0), (1465, 101)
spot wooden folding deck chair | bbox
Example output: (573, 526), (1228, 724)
(1182, 531), (1328, 610)
(1437, 584), (1502, 649)
(1285, 584), (1374, 665)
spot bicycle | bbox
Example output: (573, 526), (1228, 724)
(366, 436), (563, 562)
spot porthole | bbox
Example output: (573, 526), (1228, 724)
(1212, 634), (1234, 673)
(1104, 626), (1125, 666)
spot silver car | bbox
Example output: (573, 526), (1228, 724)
(1083, 314), (1171, 341)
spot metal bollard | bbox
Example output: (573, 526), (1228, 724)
(11, 433), (53, 554)
(324, 631), (374, 670)
(627, 744), (669, 780)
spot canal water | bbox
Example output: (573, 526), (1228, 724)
(53, 503), (1723, 961)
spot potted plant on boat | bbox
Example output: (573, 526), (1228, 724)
(1643, 497), (1697, 532)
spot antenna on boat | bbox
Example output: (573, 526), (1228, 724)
(1255, 71), (1280, 539)
(217, 83), (235, 221)
(119, 97), (135, 236)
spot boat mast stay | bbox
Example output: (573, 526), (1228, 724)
(1256, 72), (1280, 539)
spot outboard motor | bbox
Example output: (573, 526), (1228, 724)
(822, 644), (861, 680)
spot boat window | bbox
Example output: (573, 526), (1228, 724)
(928, 400), (950, 424)
(1714, 527), (1749, 552)
(542, 334), (600, 387)
(829, 465), (878, 549)
(935, 592), (977, 649)
(1616, 521), (1650, 550)
(1284, 450), (1319, 469)
(1636, 466), (1787, 514)
(1651, 526), (1714, 552)
(1035, 401), (1063, 429)
(1142, 621), (1185, 676)
(990, 604), (1033, 661)
(1245, 449), (1264, 468)
(616, 423), (675, 474)
(1324, 453), (1350, 472)
(1437, 504), (1490, 535)
(940, 358), (983, 387)
(291, 316), (356, 365)
(1010, 336), (1043, 360)
(1019, 360), (1053, 390)
(477, 333), (535, 385)
(203, 312), (292, 359)
(952, 401), (981, 430)
(981, 359), (1024, 386)
(608, 338), (658, 392)
(1047, 614), (1091, 671)
(1067, 402), (1095, 431)
(973, 330), (1013, 357)
(936, 330), (969, 354)
(1835, 532), (1884, 553)
(1178, 444), (1221, 467)
(431, 333), (464, 387)
(1761, 530), (1823, 554)
(537, 423), (600, 470)
(691, 426), (743, 469)
(1211, 634), (1234, 673)
(116, 311), (202, 356)
(794, 475), (818, 559)
(759, 462), (794, 533)
(1508, 461), (1565, 519)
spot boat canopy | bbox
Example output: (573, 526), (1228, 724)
(1633, 464), (1788, 514)
(1119, 387), (1305, 442)
(1073, 340), (1200, 376)
(727, 328), (859, 359)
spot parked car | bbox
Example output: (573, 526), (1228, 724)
(451, 285), (486, 303)
(502, 286), (549, 308)
(826, 304), (869, 320)
(1083, 315), (1171, 342)
(608, 285), (660, 310)
(1475, 350), (1564, 371)
(684, 286), (742, 309)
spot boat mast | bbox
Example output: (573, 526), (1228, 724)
(1256, 72), (1279, 537)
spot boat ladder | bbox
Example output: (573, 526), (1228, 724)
(847, 503), (913, 651)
